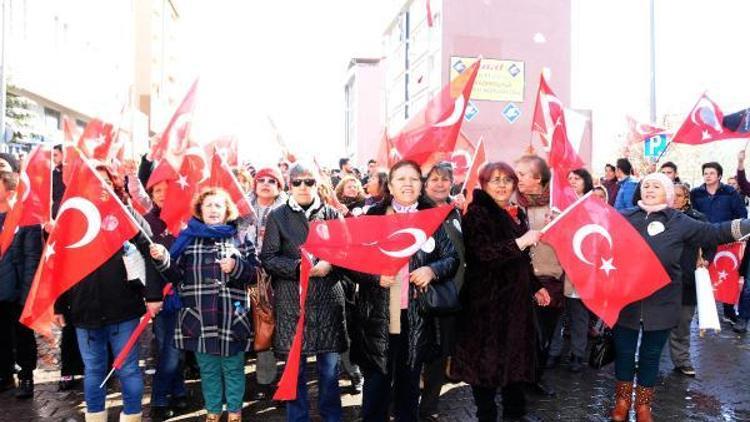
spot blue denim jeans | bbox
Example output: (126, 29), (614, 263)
(151, 309), (187, 407)
(286, 353), (342, 422)
(613, 325), (670, 387)
(76, 318), (144, 414)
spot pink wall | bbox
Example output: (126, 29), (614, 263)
(441, 0), (588, 164)
(352, 62), (385, 166)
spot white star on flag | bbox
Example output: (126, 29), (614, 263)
(718, 270), (728, 281)
(702, 129), (711, 140)
(599, 257), (616, 276)
(176, 174), (189, 190)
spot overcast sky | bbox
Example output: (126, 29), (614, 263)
(180, 0), (750, 169)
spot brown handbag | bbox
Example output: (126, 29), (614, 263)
(249, 268), (275, 352)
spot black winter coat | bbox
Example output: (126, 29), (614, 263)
(55, 209), (159, 328)
(619, 206), (741, 331)
(348, 198), (459, 374)
(0, 213), (43, 305)
(260, 199), (348, 357)
(451, 190), (541, 387)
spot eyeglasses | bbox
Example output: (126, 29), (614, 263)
(291, 178), (316, 187)
(257, 177), (277, 185)
(488, 177), (515, 186)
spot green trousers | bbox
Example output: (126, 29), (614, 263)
(194, 352), (246, 413)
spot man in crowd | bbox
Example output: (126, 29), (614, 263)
(613, 158), (638, 210)
(727, 151), (750, 333)
(659, 161), (681, 183)
(691, 160), (747, 330)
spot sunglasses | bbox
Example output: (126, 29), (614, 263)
(291, 178), (316, 187)
(257, 177), (277, 185)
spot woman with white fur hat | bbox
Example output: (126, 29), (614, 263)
(611, 172), (750, 421)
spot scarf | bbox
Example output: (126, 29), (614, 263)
(516, 184), (550, 208)
(288, 195), (323, 220)
(637, 200), (668, 214)
(390, 198), (419, 333)
(169, 217), (237, 259)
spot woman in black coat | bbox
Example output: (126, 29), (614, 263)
(349, 160), (459, 422)
(612, 173), (750, 421)
(451, 161), (550, 422)
(260, 161), (347, 421)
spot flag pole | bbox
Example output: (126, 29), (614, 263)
(459, 135), (484, 195)
(539, 191), (593, 234)
(48, 145), (53, 223)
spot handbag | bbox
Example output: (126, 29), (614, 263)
(417, 280), (461, 317)
(588, 327), (616, 369)
(249, 268), (275, 352)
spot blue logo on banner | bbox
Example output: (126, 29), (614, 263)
(464, 101), (478, 122)
(508, 63), (521, 77)
(501, 103), (522, 124)
(644, 134), (668, 158)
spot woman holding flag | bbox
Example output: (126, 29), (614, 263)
(349, 159), (459, 422)
(53, 164), (158, 422)
(451, 161), (550, 422)
(260, 161), (347, 422)
(612, 173), (750, 421)
(149, 187), (259, 422)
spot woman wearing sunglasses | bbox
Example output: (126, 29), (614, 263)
(260, 162), (347, 421)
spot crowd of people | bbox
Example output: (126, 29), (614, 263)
(0, 143), (749, 422)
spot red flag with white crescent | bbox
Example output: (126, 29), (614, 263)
(672, 93), (750, 144)
(160, 146), (209, 236)
(207, 150), (253, 218)
(708, 242), (743, 305)
(0, 145), (53, 255)
(148, 78), (200, 187)
(20, 160), (140, 335)
(302, 205), (453, 275)
(541, 194), (670, 327)
(389, 60), (480, 170)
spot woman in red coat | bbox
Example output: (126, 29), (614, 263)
(451, 161), (550, 422)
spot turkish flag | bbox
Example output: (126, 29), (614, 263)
(461, 138), (486, 213)
(160, 146), (209, 236)
(207, 150), (253, 218)
(0, 146), (53, 255)
(532, 73), (565, 147)
(149, 78), (199, 184)
(77, 119), (115, 160)
(541, 194), (671, 327)
(672, 93), (749, 144)
(204, 135), (239, 167)
(389, 60), (480, 170)
(20, 159), (140, 334)
(302, 205), (453, 275)
(538, 75), (584, 212)
(448, 131), (476, 179)
(709, 242), (743, 305)
(626, 115), (667, 144)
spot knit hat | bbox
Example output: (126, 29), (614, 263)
(640, 172), (675, 207)
(255, 167), (284, 189)
(0, 153), (19, 173)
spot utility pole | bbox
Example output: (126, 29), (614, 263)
(649, 0), (657, 123)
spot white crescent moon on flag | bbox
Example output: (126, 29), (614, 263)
(572, 224), (613, 266)
(713, 250), (738, 270)
(434, 95), (465, 127)
(183, 146), (209, 183)
(57, 197), (101, 249)
(691, 97), (723, 132)
(450, 149), (471, 168)
(378, 228), (427, 258)
(167, 113), (192, 154)
(20, 171), (30, 202)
